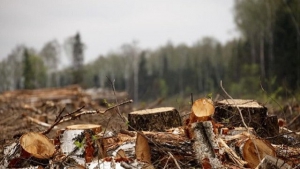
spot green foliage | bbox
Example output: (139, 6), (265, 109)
(23, 49), (47, 89)
(74, 139), (85, 148)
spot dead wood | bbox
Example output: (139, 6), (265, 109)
(189, 98), (215, 123)
(255, 155), (292, 169)
(143, 129), (199, 168)
(57, 124), (102, 165)
(217, 137), (248, 167)
(128, 107), (182, 131)
(214, 99), (279, 138)
(189, 121), (222, 168)
(135, 132), (151, 164)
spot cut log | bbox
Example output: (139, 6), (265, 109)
(128, 107), (182, 131)
(214, 99), (278, 137)
(58, 124), (102, 166)
(233, 133), (276, 169)
(5, 132), (55, 168)
(217, 137), (248, 168)
(272, 144), (300, 166)
(189, 121), (222, 168)
(143, 129), (199, 168)
(20, 132), (55, 159)
(189, 98), (214, 123)
(135, 132), (151, 164)
(255, 155), (292, 169)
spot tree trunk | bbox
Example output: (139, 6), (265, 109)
(128, 107), (182, 131)
(214, 99), (279, 138)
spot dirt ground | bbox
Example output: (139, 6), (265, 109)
(0, 86), (134, 161)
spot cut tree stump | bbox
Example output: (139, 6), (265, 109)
(58, 124), (102, 166)
(128, 107), (182, 131)
(214, 99), (279, 137)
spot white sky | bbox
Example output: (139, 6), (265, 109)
(0, 0), (238, 63)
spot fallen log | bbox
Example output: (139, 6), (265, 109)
(189, 121), (222, 168)
(128, 107), (182, 131)
(143, 129), (199, 168)
(224, 132), (276, 169)
(255, 155), (291, 169)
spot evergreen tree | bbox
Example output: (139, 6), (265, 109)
(23, 49), (35, 89)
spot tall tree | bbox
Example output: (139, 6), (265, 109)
(23, 49), (35, 89)
(64, 32), (85, 85)
(40, 40), (60, 87)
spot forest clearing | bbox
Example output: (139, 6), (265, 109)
(1, 0), (300, 168)
(0, 85), (299, 169)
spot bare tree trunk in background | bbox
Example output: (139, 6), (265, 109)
(260, 33), (266, 78)
(251, 38), (256, 64)
(133, 52), (139, 105)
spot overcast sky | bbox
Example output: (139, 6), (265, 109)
(0, 0), (238, 63)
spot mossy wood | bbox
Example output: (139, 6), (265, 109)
(128, 107), (182, 131)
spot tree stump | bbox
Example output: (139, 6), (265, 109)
(128, 107), (182, 131)
(58, 124), (102, 166)
(214, 99), (279, 137)
(5, 132), (55, 168)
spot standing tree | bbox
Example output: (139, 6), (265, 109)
(40, 40), (60, 87)
(23, 49), (35, 89)
(72, 33), (85, 85)
(64, 32), (85, 85)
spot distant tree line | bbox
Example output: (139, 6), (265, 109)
(0, 0), (299, 102)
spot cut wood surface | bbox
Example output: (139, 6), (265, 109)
(128, 107), (182, 131)
(20, 132), (55, 159)
(189, 98), (214, 123)
(227, 133), (277, 169)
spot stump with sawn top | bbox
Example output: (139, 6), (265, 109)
(128, 107), (182, 131)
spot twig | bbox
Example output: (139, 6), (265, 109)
(106, 76), (128, 122)
(42, 108), (65, 135)
(98, 100), (133, 114)
(120, 129), (136, 137)
(23, 114), (57, 129)
(220, 81), (249, 130)
(190, 93), (193, 108)
(168, 152), (182, 169)
(220, 80), (262, 162)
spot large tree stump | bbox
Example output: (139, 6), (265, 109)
(128, 107), (182, 131)
(214, 99), (279, 137)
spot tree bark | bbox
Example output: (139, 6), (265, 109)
(128, 107), (182, 131)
